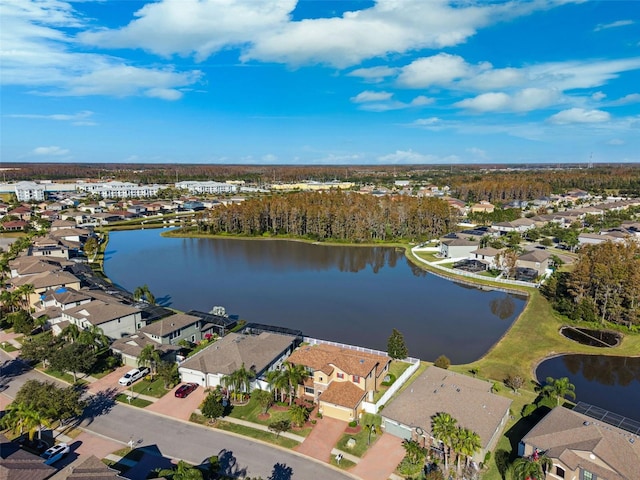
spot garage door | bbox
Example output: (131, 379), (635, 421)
(382, 418), (412, 439)
(321, 403), (353, 422)
(178, 368), (205, 386)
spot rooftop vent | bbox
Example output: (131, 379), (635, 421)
(583, 421), (591, 426)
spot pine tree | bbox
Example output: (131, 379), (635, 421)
(387, 328), (408, 359)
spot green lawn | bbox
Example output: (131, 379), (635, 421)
(0, 342), (17, 352)
(373, 360), (411, 402)
(115, 393), (153, 408)
(130, 377), (170, 398)
(42, 368), (88, 385)
(213, 420), (300, 449)
(228, 397), (313, 436)
(335, 427), (380, 458)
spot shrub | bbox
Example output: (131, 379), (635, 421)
(381, 373), (396, 387)
(522, 403), (537, 417)
(348, 420), (357, 428)
(434, 355), (450, 369)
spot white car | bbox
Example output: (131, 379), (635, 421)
(41, 443), (70, 465)
(118, 367), (149, 386)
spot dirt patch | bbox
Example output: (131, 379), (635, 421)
(257, 413), (271, 421)
(345, 425), (362, 435)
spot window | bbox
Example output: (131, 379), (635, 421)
(337, 373), (344, 379)
(304, 387), (314, 395)
(582, 471), (595, 480)
(352, 375), (360, 384)
(555, 466), (565, 478)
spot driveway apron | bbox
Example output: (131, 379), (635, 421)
(349, 433), (405, 480)
(295, 416), (347, 462)
(145, 384), (206, 420)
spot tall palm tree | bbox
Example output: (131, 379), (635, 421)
(0, 289), (21, 314)
(1, 401), (52, 441)
(138, 344), (161, 378)
(283, 362), (309, 406)
(455, 427), (482, 472)
(265, 369), (288, 403)
(17, 283), (35, 310)
(78, 325), (110, 353)
(61, 323), (80, 343)
(155, 460), (204, 480)
(543, 376), (576, 406)
(222, 364), (255, 401)
(431, 412), (458, 473)
(510, 455), (552, 480)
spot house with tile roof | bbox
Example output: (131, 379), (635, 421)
(287, 343), (391, 422)
(381, 366), (512, 464)
(137, 313), (204, 346)
(470, 246), (505, 270)
(178, 331), (300, 388)
(10, 271), (81, 308)
(519, 406), (640, 480)
(0, 433), (56, 480)
(61, 299), (142, 339)
(517, 249), (552, 277)
(48, 454), (122, 480)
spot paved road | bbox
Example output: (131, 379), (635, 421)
(1, 350), (355, 480)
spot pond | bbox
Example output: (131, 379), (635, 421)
(536, 354), (640, 422)
(103, 229), (527, 364)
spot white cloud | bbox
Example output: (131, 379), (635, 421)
(1, 0), (201, 99)
(456, 88), (561, 112)
(594, 20), (634, 32)
(78, 0), (572, 68)
(397, 53), (483, 88)
(32, 145), (69, 156)
(411, 96), (432, 106)
(466, 147), (487, 158)
(607, 138), (625, 145)
(376, 149), (458, 164)
(548, 108), (611, 124)
(592, 91), (606, 101)
(351, 91), (394, 103)
(6, 110), (96, 125)
(610, 93), (640, 105)
(262, 153), (278, 163)
(348, 66), (398, 83)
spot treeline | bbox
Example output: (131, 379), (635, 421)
(542, 240), (640, 326)
(194, 191), (455, 242)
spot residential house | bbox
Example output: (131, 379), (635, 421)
(50, 219), (77, 231)
(1, 220), (28, 231)
(185, 309), (238, 337)
(578, 232), (623, 246)
(519, 406), (640, 480)
(177, 330), (300, 388)
(470, 201), (495, 214)
(14, 181), (46, 202)
(492, 217), (536, 234)
(137, 312), (204, 346)
(8, 205), (33, 221)
(38, 287), (92, 330)
(9, 256), (70, 278)
(62, 299), (142, 339)
(381, 366), (512, 464)
(11, 270), (81, 307)
(48, 454), (123, 480)
(516, 249), (552, 277)
(30, 236), (70, 259)
(439, 236), (480, 259)
(470, 247), (505, 270)
(0, 433), (56, 480)
(287, 343), (391, 422)
(111, 333), (181, 367)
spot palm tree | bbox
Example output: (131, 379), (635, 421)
(77, 325), (110, 353)
(265, 369), (288, 403)
(1, 401), (52, 441)
(0, 289), (21, 314)
(155, 460), (204, 480)
(138, 344), (161, 378)
(60, 323), (80, 343)
(17, 283), (35, 310)
(402, 439), (425, 465)
(289, 403), (309, 427)
(431, 412), (458, 473)
(542, 376), (576, 406)
(283, 362), (309, 406)
(222, 364), (255, 402)
(510, 454), (552, 480)
(454, 427), (481, 472)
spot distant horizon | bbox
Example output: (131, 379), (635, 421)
(3, 1), (639, 165)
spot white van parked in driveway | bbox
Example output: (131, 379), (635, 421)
(118, 367), (149, 386)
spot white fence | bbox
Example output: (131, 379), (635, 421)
(303, 337), (421, 415)
(411, 246), (540, 289)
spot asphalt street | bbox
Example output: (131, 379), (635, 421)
(0, 349), (354, 480)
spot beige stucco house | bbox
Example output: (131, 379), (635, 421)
(287, 343), (391, 422)
(520, 406), (640, 480)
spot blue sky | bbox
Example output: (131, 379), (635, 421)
(1, 0), (639, 165)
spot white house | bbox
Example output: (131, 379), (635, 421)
(62, 300), (142, 339)
(15, 181), (46, 202)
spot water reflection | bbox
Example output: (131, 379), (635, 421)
(105, 230), (525, 363)
(537, 354), (640, 421)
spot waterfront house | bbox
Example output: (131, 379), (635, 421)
(185, 309), (238, 337)
(516, 249), (551, 277)
(111, 332), (181, 367)
(0, 433), (56, 480)
(11, 270), (81, 308)
(137, 312), (204, 346)
(519, 406), (640, 480)
(381, 366), (512, 464)
(62, 299), (141, 339)
(470, 246), (505, 270)
(439, 236), (480, 259)
(177, 330), (300, 388)
(286, 343), (391, 422)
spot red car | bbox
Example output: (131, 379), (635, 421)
(175, 383), (198, 398)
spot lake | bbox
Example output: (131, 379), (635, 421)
(536, 354), (640, 422)
(103, 229), (526, 363)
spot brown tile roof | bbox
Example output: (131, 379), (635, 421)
(139, 313), (201, 338)
(522, 407), (640, 480)
(179, 332), (297, 376)
(11, 271), (80, 290)
(518, 249), (551, 262)
(319, 380), (367, 409)
(64, 300), (139, 326)
(0, 434), (56, 480)
(111, 334), (178, 358)
(287, 343), (389, 378)
(48, 454), (121, 480)
(381, 366), (512, 449)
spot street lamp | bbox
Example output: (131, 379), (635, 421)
(367, 423), (376, 445)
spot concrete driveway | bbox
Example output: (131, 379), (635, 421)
(145, 383), (206, 420)
(85, 365), (131, 396)
(350, 433), (406, 480)
(295, 416), (348, 462)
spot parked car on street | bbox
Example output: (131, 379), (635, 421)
(118, 367), (150, 386)
(41, 442), (70, 465)
(175, 382), (198, 398)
